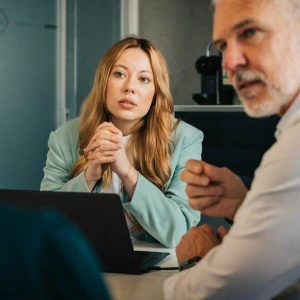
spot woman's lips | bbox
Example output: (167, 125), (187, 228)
(118, 99), (137, 109)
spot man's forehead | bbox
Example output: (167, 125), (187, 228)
(212, 0), (284, 39)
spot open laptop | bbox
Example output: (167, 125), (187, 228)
(0, 189), (170, 275)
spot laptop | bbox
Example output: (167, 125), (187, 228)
(0, 189), (170, 275)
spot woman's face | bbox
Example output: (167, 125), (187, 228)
(106, 47), (155, 134)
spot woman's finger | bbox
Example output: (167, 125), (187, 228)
(92, 142), (122, 154)
(95, 122), (120, 135)
(88, 150), (117, 158)
(87, 153), (116, 164)
(85, 132), (121, 152)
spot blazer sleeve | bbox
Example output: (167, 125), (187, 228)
(40, 129), (90, 192)
(123, 123), (204, 248)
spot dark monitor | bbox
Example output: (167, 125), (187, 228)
(175, 109), (280, 181)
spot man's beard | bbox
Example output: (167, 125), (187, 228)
(233, 70), (288, 118)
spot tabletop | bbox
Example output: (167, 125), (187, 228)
(104, 240), (179, 300)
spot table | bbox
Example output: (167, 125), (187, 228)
(104, 241), (179, 300)
(104, 241), (300, 300)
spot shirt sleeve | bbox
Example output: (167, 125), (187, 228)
(163, 124), (300, 299)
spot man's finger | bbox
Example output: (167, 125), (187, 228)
(185, 159), (205, 174)
(189, 196), (220, 211)
(185, 183), (224, 198)
(181, 170), (210, 186)
(199, 224), (215, 235)
(185, 160), (230, 186)
(203, 163), (231, 184)
(217, 226), (229, 241)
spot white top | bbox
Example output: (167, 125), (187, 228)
(105, 135), (138, 238)
(106, 134), (131, 194)
(163, 95), (300, 300)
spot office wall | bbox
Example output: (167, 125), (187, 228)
(0, 0), (120, 190)
(0, 0), (57, 190)
(72, 0), (120, 117)
(139, 0), (216, 105)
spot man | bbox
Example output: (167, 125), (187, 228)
(0, 203), (111, 299)
(163, 0), (300, 299)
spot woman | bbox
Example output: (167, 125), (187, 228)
(41, 35), (203, 248)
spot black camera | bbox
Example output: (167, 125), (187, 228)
(195, 55), (221, 75)
(195, 55), (221, 97)
(193, 42), (234, 105)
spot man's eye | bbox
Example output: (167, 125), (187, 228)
(114, 71), (125, 78)
(241, 28), (257, 39)
(218, 43), (227, 52)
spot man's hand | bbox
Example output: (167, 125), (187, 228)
(181, 160), (248, 220)
(176, 225), (228, 265)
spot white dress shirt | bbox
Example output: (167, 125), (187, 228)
(163, 95), (300, 299)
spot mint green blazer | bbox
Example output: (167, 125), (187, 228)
(41, 118), (204, 247)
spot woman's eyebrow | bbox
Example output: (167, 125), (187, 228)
(112, 64), (128, 70)
(113, 64), (153, 74)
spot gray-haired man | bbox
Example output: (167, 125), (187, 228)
(164, 0), (300, 299)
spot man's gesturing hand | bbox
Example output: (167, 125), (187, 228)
(181, 160), (248, 220)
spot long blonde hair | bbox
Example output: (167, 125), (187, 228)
(71, 35), (178, 232)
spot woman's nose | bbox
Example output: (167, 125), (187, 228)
(123, 78), (136, 94)
(124, 86), (135, 94)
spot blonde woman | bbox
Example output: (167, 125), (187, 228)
(41, 36), (203, 248)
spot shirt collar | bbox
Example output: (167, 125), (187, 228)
(275, 94), (300, 140)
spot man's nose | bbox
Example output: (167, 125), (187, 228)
(222, 43), (247, 74)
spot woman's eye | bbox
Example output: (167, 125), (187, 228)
(140, 77), (151, 83)
(114, 71), (125, 78)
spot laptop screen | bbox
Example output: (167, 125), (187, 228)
(0, 189), (168, 274)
